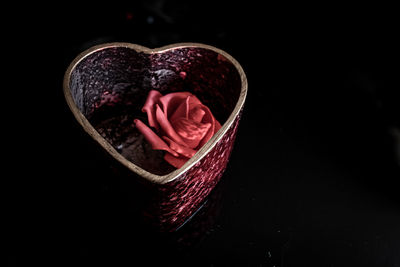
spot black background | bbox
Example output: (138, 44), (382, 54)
(7, 1), (400, 266)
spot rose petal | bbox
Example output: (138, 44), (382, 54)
(188, 105), (206, 122)
(197, 105), (221, 148)
(172, 117), (212, 149)
(134, 119), (179, 157)
(142, 90), (162, 130)
(164, 152), (189, 169)
(158, 92), (195, 117)
(215, 119), (222, 132)
(155, 104), (186, 146)
(136, 90), (222, 169)
(162, 136), (197, 158)
(169, 96), (190, 123)
(186, 95), (203, 111)
(169, 95), (204, 122)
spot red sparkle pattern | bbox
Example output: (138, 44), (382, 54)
(146, 109), (242, 231)
(67, 45), (246, 231)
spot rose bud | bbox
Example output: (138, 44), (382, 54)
(134, 90), (221, 168)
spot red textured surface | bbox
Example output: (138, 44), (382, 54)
(67, 44), (245, 231)
(150, 110), (242, 231)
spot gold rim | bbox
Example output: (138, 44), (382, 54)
(63, 42), (248, 184)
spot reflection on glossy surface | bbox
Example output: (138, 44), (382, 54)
(61, 162), (229, 265)
(10, 1), (400, 266)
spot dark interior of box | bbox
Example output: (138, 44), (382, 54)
(69, 46), (242, 175)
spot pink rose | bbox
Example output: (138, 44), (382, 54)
(134, 90), (222, 169)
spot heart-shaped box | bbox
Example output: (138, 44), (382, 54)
(63, 42), (247, 231)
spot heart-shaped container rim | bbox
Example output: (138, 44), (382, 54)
(63, 42), (247, 184)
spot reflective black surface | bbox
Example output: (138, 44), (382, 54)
(8, 1), (400, 266)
